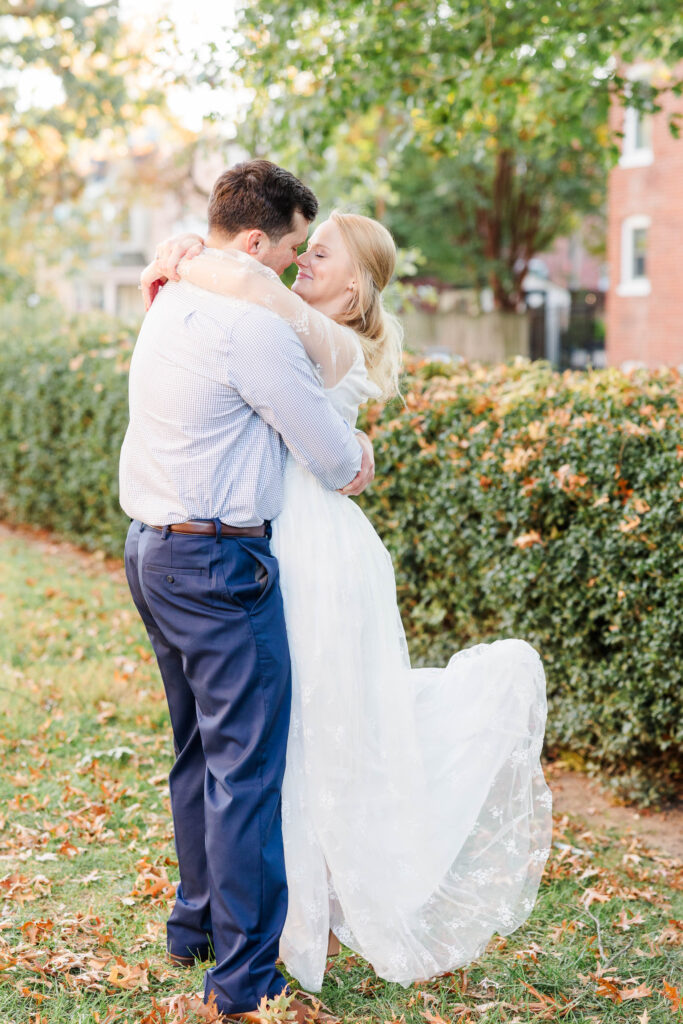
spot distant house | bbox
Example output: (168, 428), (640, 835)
(606, 62), (683, 368)
(48, 133), (232, 320)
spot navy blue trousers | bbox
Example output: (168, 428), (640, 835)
(124, 520), (291, 1013)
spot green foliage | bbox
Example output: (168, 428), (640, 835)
(358, 357), (683, 803)
(0, 310), (680, 801)
(227, 0), (683, 306)
(0, 303), (133, 554)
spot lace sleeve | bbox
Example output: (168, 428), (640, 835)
(177, 247), (358, 387)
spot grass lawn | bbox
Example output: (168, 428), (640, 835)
(0, 526), (681, 1023)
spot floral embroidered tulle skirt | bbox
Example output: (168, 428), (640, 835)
(271, 457), (552, 992)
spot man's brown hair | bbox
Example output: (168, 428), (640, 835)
(208, 160), (318, 241)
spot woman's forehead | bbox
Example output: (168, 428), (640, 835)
(309, 219), (342, 246)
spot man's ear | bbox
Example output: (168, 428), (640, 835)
(245, 229), (266, 256)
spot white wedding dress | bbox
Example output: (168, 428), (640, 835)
(271, 348), (551, 991)
(177, 250), (553, 992)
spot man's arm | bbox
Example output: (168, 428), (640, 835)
(228, 309), (369, 492)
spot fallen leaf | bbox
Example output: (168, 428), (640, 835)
(662, 980), (681, 1012)
(619, 983), (652, 1001)
(422, 1012), (450, 1024)
(616, 910), (645, 931)
(581, 887), (611, 908)
(107, 961), (150, 991)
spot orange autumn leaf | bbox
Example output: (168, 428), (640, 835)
(18, 987), (47, 1004)
(21, 918), (53, 944)
(596, 978), (622, 1002)
(662, 980), (682, 1011)
(421, 1012), (451, 1024)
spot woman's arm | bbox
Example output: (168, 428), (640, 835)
(179, 249), (357, 387)
(141, 239), (357, 387)
(140, 234), (204, 310)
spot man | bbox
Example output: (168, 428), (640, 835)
(119, 160), (373, 1021)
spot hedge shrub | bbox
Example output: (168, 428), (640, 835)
(0, 304), (681, 803)
(0, 303), (133, 554)
(360, 358), (682, 805)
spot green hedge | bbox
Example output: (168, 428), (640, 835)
(359, 358), (682, 805)
(0, 303), (133, 554)
(0, 304), (681, 803)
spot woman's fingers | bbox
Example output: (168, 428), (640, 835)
(156, 233), (205, 281)
(140, 230), (204, 311)
(140, 260), (167, 310)
(186, 242), (204, 259)
(339, 432), (375, 496)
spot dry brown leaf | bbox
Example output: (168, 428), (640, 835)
(21, 918), (53, 944)
(521, 982), (558, 1008)
(595, 978), (622, 1002)
(107, 960), (150, 991)
(421, 1011), (451, 1024)
(656, 919), (683, 946)
(618, 983), (652, 1001)
(581, 887), (612, 908)
(615, 910), (645, 931)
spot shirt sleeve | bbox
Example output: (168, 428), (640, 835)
(227, 308), (362, 490)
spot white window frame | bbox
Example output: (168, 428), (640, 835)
(619, 63), (654, 169)
(616, 215), (651, 297)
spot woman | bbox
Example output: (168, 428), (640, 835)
(141, 213), (552, 992)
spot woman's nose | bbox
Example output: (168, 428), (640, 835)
(296, 251), (309, 269)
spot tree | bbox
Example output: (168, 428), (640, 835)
(227, 0), (683, 308)
(0, 0), (175, 294)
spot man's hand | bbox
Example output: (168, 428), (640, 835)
(339, 431), (375, 496)
(140, 233), (205, 311)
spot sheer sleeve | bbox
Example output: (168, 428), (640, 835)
(177, 247), (359, 387)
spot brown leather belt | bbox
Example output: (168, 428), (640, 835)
(150, 521), (266, 538)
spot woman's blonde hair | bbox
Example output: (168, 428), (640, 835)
(329, 210), (403, 402)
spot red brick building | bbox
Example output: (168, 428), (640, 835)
(606, 63), (683, 368)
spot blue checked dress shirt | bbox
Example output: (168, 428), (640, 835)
(119, 280), (362, 527)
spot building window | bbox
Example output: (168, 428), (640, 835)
(619, 69), (654, 168)
(632, 227), (647, 278)
(617, 215), (651, 297)
(620, 106), (654, 167)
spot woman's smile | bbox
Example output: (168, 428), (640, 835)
(290, 219), (356, 315)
